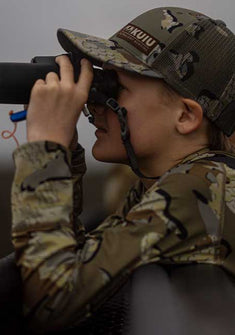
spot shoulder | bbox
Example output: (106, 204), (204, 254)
(157, 150), (235, 189)
(131, 151), (235, 219)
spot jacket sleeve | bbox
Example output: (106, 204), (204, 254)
(11, 141), (223, 333)
(70, 143), (87, 246)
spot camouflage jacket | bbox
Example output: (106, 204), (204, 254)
(11, 141), (235, 333)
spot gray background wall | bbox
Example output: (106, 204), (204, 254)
(0, 0), (234, 256)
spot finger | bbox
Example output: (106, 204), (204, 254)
(76, 59), (94, 96)
(29, 79), (45, 100)
(34, 79), (45, 86)
(45, 71), (60, 84)
(55, 55), (74, 83)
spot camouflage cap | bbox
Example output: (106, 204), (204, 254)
(57, 7), (235, 136)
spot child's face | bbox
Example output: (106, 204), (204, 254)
(90, 68), (178, 165)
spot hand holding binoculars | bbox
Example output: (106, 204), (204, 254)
(0, 53), (120, 106)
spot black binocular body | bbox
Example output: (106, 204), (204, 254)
(0, 53), (120, 105)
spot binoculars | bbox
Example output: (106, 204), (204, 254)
(0, 53), (120, 105)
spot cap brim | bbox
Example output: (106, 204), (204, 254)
(57, 28), (164, 79)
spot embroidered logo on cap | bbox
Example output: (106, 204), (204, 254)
(117, 24), (159, 55)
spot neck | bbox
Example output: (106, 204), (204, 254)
(139, 143), (209, 189)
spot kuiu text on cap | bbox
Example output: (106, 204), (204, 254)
(116, 24), (159, 55)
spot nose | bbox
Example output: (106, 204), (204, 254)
(86, 103), (108, 125)
(87, 103), (107, 116)
(94, 105), (105, 116)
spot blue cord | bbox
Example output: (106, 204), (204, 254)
(10, 110), (27, 122)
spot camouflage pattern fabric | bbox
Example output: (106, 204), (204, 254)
(11, 141), (235, 333)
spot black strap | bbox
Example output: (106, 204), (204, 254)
(85, 91), (159, 180)
(105, 98), (159, 180)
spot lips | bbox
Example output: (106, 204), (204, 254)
(94, 123), (107, 132)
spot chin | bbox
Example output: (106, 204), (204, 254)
(92, 144), (128, 164)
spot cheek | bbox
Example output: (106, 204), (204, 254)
(127, 108), (172, 156)
(92, 112), (128, 163)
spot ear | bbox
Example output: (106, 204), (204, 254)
(175, 98), (204, 135)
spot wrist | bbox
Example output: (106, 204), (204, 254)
(27, 132), (70, 149)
